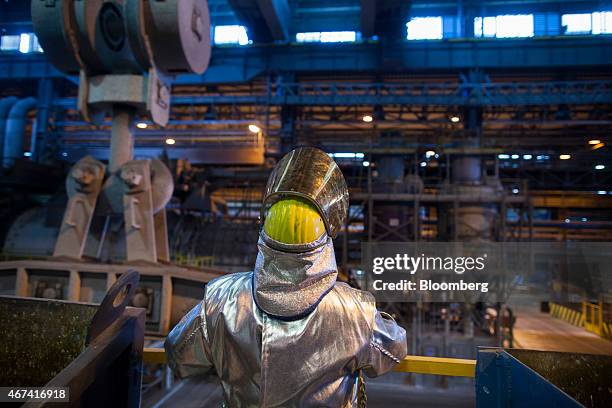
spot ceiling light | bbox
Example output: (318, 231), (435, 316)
(523, 154), (532, 160)
(512, 188), (519, 194)
(591, 142), (605, 150)
(362, 161), (370, 167)
(136, 122), (148, 129)
(511, 154), (519, 159)
(559, 154), (571, 160)
(588, 139), (601, 145)
(450, 116), (460, 123)
(165, 138), (176, 145)
(362, 115), (373, 123)
(420, 161), (427, 167)
(595, 164), (605, 170)
(597, 191), (606, 195)
(498, 154), (510, 159)
(425, 150), (435, 158)
(248, 124), (261, 133)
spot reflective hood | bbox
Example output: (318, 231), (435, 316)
(262, 147), (349, 239)
(253, 231), (338, 320)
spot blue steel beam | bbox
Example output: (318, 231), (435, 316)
(1, 36), (611, 82)
(227, 0), (290, 42)
(360, 0), (377, 38)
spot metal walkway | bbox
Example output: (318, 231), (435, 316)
(513, 306), (612, 355)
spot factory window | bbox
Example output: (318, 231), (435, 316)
(592, 12), (612, 34)
(0, 35), (20, 51)
(474, 14), (534, 38)
(30, 34), (43, 53)
(0, 33), (43, 53)
(562, 13), (592, 34)
(406, 17), (443, 40)
(562, 12), (612, 35)
(213, 25), (249, 45)
(296, 31), (359, 43)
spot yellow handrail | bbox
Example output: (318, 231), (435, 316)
(393, 355), (476, 377)
(143, 348), (476, 378)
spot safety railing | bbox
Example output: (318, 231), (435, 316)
(582, 300), (612, 340)
(143, 348), (476, 378)
(549, 301), (612, 341)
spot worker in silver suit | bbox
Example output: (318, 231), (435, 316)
(165, 147), (407, 407)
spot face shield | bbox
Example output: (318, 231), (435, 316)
(261, 147), (349, 240)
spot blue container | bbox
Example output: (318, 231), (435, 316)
(476, 348), (612, 408)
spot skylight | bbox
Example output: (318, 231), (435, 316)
(406, 17), (443, 40)
(214, 25), (249, 45)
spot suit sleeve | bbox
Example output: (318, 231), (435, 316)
(164, 298), (215, 378)
(364, 311), (407, 378)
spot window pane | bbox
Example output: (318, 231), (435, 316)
(0, 35), (20, 51)
(214, 25), (249, 45)
(474, 17), (483, 37)
(592, 11), (612, 34)
(296, 31), (357, 43)
(562, 13), (592, 34)
(406, 17), (443, 40)
(483, 17), (496, 37)
(320, 31), (356, 43)
(495, 15), (534, 38)
(19, 33), (31, 53)
(296, 32), (320, 42)
(31, 34), (43, 53)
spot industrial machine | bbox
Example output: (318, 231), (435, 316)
(32, 0), (212, 263)
(0, 0), (224, 336)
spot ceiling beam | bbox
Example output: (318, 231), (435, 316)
(360, 0), (410, 40)
(227, 0), (290, 43)
(360, 0), (377, 38)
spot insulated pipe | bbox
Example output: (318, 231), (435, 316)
(0, 97), (18, 165)
(3, 97), (37, 168)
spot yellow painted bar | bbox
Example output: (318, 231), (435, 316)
(393, 355), (476, 377)
(144, 347), (167, 364)
(144, 348), (476, 378)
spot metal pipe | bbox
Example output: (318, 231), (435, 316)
(3, 97), (37, 168)
(0, 97), (18, 165)
(109, 106), (135, 173)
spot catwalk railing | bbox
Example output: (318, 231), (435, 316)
(53, 79), (612, 107)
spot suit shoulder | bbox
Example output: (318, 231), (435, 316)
(333, 281), (376, 305)
(206, 271), (252, 299)
(329, 282), (377, 323)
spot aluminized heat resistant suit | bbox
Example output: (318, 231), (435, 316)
(165, 148), (407, 407)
